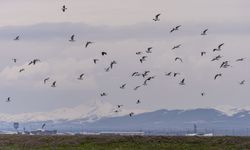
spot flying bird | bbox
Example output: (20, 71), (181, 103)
(101, 52), (107, 56)
(142, 71), (150, 78)
(77, 73), (84, 80)
(136, 99), (141, 104)
(175, 57), (183, 63)
(12, 58), (17, 63)
(44, 77), (50, 84)
(140, 56), (147, 63)
(145, 47), (153, 53)
(42, 123), (46, 129)
(179, 78), (185, 85)
(153, 14), (161, 21)
(51, 81), (56, 87)
(114, 110), (120, 113)
(214, 74), (222, 80)
(28, 59), (40, 65)
(129, 112), (134, 117)
(165, 72), (172, 76)
(120, 84), (126, 89)
(93, 59), (99, 64)
(201, 51), (206, 56)
(117, 105), (123, 108)
(62, 5), (67, 12)
(134, 85), (141, 91)
(220, 61), (229, 68)
(170, 25), (181, 33)
(110, 60), (117, 69)
(19, 68), (25, 73)
(105, 67), (110, 72)
(132, 72), (140, 77)
(172, 44), (181, 50)
(218, 43), (224, 50)
(211, 55), (222, 61)
(236, 58), (246, 62)
(201, 29), (208, 35)
(100, 92), (107, 97)
(240, 80), (245, 85)
(136, 52), (143, 55)
(14, 36), (20, 41)
(85, 41), (93, 48)
(6, 97), (11, 102)
(174, 72), (180, 77)
(69, 35), (75, 42)
(213, 43), (224, 52)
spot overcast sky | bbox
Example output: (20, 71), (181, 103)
(0, 0), (249, 114)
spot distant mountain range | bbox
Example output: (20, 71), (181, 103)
(1, 102), (250, 134)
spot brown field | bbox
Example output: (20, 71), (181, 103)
(0, 135), (250, 149)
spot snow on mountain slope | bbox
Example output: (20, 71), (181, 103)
(214, 105), (246, 116)
(0, 101), (148, 123)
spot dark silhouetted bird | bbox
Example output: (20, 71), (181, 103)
(201, 29), (208, 35)
(140, 56), (147, 63)
(179, 78), (185, 85)
(19, 68), (25, 73)
(51, 81), (56, 87)
(14, 36), (19, 41)
(236, 58), (246, 62)
(240, 80), (245, 85)
(85, 41), (93, 48)
(143, 76), (155, 86)
(77, 73), (84, 80)
(6, 97), (11, 102)
(12, 58), (17, 63)
(146, 47), (153, 53)
(100, 92), (107, 96)
(213, 43), (224, 52)
(134, 85), (141, 90)
(69, 35), (75, 42)
(136, 99), (141, 104)
(172, 44), (181, 50)
(42, 123), (46, 129)
(201, 51), (206, 56)
(170, 25), (181, 33)
(44, 77), (50, 84)
(105, 67), (110, 72)
(62, 5), (67, 12)
(175, 57), (183, 62)
(114, 110), (120, 113)
(165, 72), (172, 76)
(120, 84), (126, 89)
(117, 105), (123, 108)
(28, 59), (40, 65)
(211, 55), (222, 61)
(132, 72), (140, 77)
(93, 59), (99, 64)
(220, 61), (229, 68)
(136, 51), (143, 55)
(129, 112), (134, 117)
(153, 14), (161, 21)
(110, 60), (117, 69)
(174, 72), (180, 77)
(142, 71), (150, 78)
(201, 92), (205, 96)
(101, 52), (107, 56)
(214, 74), (222, 80)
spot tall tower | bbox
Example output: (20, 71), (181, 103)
(194, 124), (197, 133)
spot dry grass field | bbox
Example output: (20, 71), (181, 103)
(0, 135), (249, 149)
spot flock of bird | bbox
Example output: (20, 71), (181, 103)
(5, 6), (247, 118)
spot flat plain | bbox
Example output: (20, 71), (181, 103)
(0, 135), (249, 150)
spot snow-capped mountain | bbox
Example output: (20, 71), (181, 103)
(0, 101), (147, 123)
